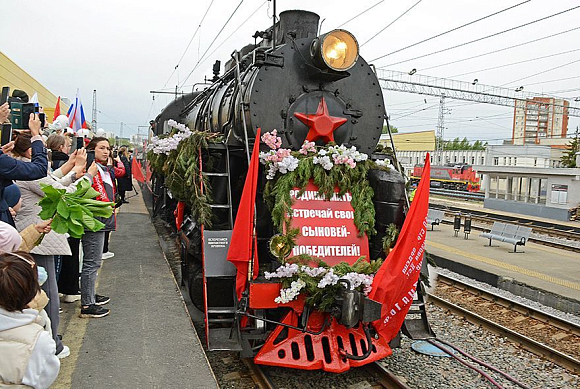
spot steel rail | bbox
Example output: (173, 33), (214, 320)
(430, 188), (485, 201)
(428, 294), (580, 373)
(436, 274), (580, 336)
(366, 362), (413, 389)
(243, 359), (276, 389)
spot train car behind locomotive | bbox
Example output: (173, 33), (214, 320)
(412, 163), (481, 192)
(148, 9), (432, 373)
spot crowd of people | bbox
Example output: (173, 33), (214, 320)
(0, 91), (134, 388)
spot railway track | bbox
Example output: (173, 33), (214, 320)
(430, 188), (485, 201)
(429, 273), (580, 374)
(243, 358), (411, 388)
(429, 203), (580, 252)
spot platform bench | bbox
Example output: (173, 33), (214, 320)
(480, 222), (532, 252)
(427, 209), (445, 231)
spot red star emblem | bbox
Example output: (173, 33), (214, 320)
(294, 97), (347, 143)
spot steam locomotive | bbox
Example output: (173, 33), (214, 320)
(411, 164), (481, 192)
(149, 10), (429, 372)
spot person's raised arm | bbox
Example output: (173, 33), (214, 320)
(0, 114), (48, 180)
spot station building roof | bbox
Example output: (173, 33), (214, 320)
(0, 51), (68, 120)
(477, 165), (580, 177)
(380, 130), (436, 151)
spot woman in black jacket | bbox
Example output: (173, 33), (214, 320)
(46, 134), (71, 170)
(116, 146), (132, 203)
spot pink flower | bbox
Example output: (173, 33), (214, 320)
(262, 130), (282, 150)
(299, 140), (316, 155)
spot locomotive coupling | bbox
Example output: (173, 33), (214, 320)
(335, 279), (382, 329)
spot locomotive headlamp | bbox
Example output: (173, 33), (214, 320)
(311, 29), (359, 71)
(269, 234), (292, 260)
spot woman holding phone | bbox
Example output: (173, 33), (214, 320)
(81, 137), (124, 318)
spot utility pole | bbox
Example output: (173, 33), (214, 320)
(436, 94), (446, 153)
(91, 90), (97, 131)
(120, 122), (124, 144)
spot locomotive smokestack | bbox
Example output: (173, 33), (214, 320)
(277, 10), (320, 43)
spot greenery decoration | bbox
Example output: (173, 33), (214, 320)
(382, 223), (400, 254)
(262, 142), (390, 237)
(37, 180), (114, 240)
(147, 123), (223, 227)
(266, 256), (383, 312)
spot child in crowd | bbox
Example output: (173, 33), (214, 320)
(0, 251), (60, 389)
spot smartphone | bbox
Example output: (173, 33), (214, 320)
(86, 150), (95, 169)
(39, 113), (46, 128)
(1, 87), (9, 105)
(1, 123), (12, 146)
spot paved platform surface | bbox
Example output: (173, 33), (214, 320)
(426, 221), (580, 308)
(53, 184), (217, 389)
(430, 196), (580, 228)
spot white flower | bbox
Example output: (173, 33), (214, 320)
(264, 263), (300, 279)
(278, 156), (299, 174)
(317, 269), (339, 288)
(313, 155), (333, 170)
(300, 265), (328, 277)
(274, 279), (306, 304)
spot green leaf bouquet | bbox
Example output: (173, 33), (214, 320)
(38, 179), (114, 239)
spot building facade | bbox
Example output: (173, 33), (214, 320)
(512, 97), (569, 145)
(478, 165), (580, 221)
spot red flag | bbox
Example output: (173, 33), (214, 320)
(53, 96), (61, 121)
(132, 157), (145, 183)
(369, 153), (430, 341)
(227, 128), (261, 300)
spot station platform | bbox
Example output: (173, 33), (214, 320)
(53, 186), (218, 389)
(426, 221), (580, 315)
(430, 196), (580, 229)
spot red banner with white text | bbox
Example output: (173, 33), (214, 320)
(288, 181), (369, 266)
(369, 154), (430, 341)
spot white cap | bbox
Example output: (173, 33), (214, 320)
(52, 115), (70, 130)
(96, 128), (106, 136)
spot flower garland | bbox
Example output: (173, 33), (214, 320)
(260, 130), (387, 237)
(146, 120), (222, 227)
(265, 257), (383, 310)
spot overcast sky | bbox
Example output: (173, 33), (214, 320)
(1, 0), (579, 143)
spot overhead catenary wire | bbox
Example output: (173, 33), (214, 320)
(360, 0), (422, 47)
(448, 48), (580, 79)
(162, 0), (216, 90)
(179, 0), (246, 90)
(194, 1), (267, 71)
(500, 57), (580, 87)
(336, 0), (384, 28)
(370, 0), (531, 63)
(420, 26), (580, 73)
(375, 5), (580, 67)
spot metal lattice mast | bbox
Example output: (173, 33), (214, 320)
(91, 90), (97, 131)
(377, 69), (580, 117)
(436, 94), (446, 152)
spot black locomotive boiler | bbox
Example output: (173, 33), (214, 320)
(149, 10), (424, 372)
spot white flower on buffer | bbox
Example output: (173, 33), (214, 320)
(317, 269), (339, 288)
(264, 263), (299, 279)
(274, 279), (306, 304)
(340, 272), (374, 294)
